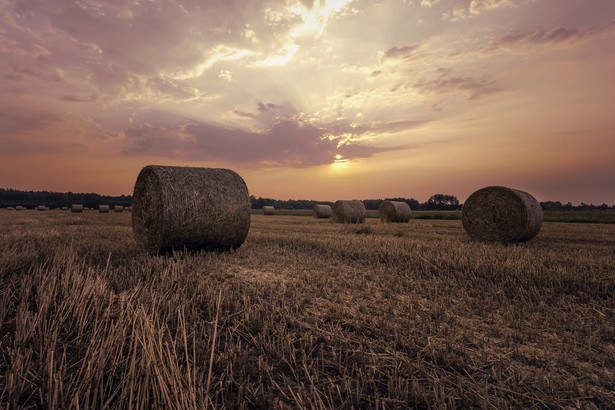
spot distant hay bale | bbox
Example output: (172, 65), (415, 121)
(313, 204), (332, 218)
(99, 205), (110, 213)
(262, 206), (275, 215)
(71, 204), (84, 213)
(62, 207), (68, 210)
(379, 201), (412, 223)
(7, 207), (15, 210)
(16, 206), (25, 211)
(124, 206), (131, 212)
(132, 165), (251, 254)
(461, 186), (543, 243)
(114, 205), (124, 213)
(37, 205), (47, 211)
(331, 200), (366, 223)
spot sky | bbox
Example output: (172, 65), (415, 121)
(1, 0), (614, 204)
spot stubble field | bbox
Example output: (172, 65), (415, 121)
(1, 210), (614, 408)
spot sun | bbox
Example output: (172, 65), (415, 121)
(335, 154), (342, 160)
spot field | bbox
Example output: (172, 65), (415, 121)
(1, 210), (614, 408)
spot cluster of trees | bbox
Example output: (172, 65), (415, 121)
(539, 201), (614, 211)
(252, 194), (462, 211)
(0, 188), (132, 209)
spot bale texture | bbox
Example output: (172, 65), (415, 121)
(132, 165), (251, 254)
(379, 201), (411, 223)
(71, 204), (84, 213)
(99, 205), (110, 213)
(331, 200), (366, 224)
(114, 205), (123, 213)
(462, 186), (543, 243)
(262, 206), (275, 215)
(313, 204), (332, 219)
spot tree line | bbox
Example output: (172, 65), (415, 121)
(2, 188), (613, 211)
(0, 188), (132, 209)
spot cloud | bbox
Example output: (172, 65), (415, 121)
(486, 21), (615, 51)
(121, 116), (421, 167)
(382, 45), (421, 61)
(257, 101), (284, 112)
(443, 0), (515, 22)
(0, 110), (113, 154)
(414, 68), (503, 100)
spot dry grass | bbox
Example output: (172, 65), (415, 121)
(1, 211), (614, 408)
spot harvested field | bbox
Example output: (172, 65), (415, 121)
(0, 211), (614, 408)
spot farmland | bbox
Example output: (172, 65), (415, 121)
(1, 210), (614, 408)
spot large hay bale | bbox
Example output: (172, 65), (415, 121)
(262, 206), (275, 215)
(331, 200), (366, 223)
(114, 205), (124, 213)
(313, 204), (332, 218)
(379, 201), (411, 223)
(71, 204), (84, 213)
(132, 165), (251, 254)
(99, 205), (110, 213)
(461, 186), (543, 243)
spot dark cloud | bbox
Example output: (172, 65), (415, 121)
(414, 69), (503, 100)
(257, 101), (284, 112)
(370, 70), (382, 77)
(121, 117), (420, 167)
(382, 45), (420, 61)
(486, 20), (615, 51)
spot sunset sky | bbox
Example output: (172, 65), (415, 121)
(1, 0), (614, 204)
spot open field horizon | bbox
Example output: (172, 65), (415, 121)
(1, 211), (614, 407)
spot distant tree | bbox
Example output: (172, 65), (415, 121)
(425, 194), (460, 210)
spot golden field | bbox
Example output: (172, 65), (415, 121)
(1, 210), (614, 408)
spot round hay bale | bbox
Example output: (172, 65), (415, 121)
(132, 165), (251, 254)
(262, 206), (275, 215)
(313, 204), (332, 218)
(7, 207), (15, 210)
(124, 206), (131, 212)
(99, 205), (110, 213)
(379, 201), (411, 223)
(16, 206), (25, 211)
(37, 205), (47, 211)
(114, 205), (124, 213)
(331, 200), (366, 223)
(461, 186), (543, 243)
(71, 204), (84, 213)
(62, 207), (68, 210)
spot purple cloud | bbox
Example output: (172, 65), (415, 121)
(414, 69), (503, 100)
(121, 116), (425, 167)
(382, 45), (421, 61)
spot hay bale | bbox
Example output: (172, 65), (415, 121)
(262, 206), (275, 215)
(7, 207), (15, 210)
(37, 205), (47, 211)
(331, 200), (366, 223)
(114, 205), (124, 213)
(313, 204), (332, 218)
(62, 207), (68, 210)
(461, 186), (543, 243)
(16, 206), (25, 211)
(124, 206), (131, 212)
(132, 165), (251, 254)
(379, 201), (411, 223)
(99, 205), (110, 213)
(71, 204), (84, 213)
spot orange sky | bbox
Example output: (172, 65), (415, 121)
(1, 0), (614, 204)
